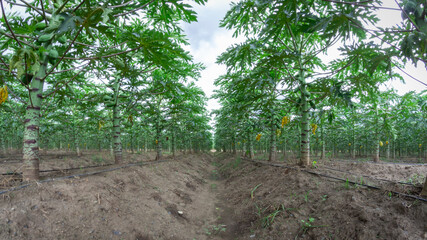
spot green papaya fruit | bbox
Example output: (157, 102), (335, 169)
(103, 95), (112, 101)
(106, 102), (115, 107)
(34, 22), (47, 30)
(44, 20), (61, 33)
(48, 49), (59, 58)
(38, 33), (54, 42)
(57, 36), (67, 44)
(115, 59), (125, 68)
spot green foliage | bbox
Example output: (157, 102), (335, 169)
(405, 174), (425, 185)
(344, 178), (350, 189)
(303, 190), (311, 203)
(251, 184), (262, 199)
(204, 224), (226, 235)
(91, 155), (105, 164)
(297, 217), (328, 238)
(260, 204), (284, 228)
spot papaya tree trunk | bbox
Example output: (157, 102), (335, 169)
(73, 112), (81, 157)
(110, 140), (114, 156)
(299, 72), (310, 166)
(1, 136), (7, 156)
(421, 178), (427, 197)
(247, 133), (254, 159)
(373, 106), (380, 162)
(75, 134), (81, 157)
(22, 58), (48, 181)
(172, 127), (176, 158)
(232, 133), (237, 155)
(131, 129), (135, 154)
(242, 141), (246, 157)
(155, 118), (162, 160)
(269, 121), (276, 161)
(144, 134), (147, 153)
(283, 138), (287, 162)
(373, 139), (380, 162)
(320, 126), (325, 160)
(113, 103), (122, 164)
(351, 128), (356, 159)
(386, 141), (390, 161)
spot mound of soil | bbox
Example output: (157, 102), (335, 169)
(0, 153), (224, 240)
(0, 152), (425, 239)
(216, 153), (427, 240)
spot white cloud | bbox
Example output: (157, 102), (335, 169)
(182, 1), (245, 114)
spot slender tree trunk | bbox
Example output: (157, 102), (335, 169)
(1, 136), (7, 156)
(269, 121), (276, 161)
(320, 126), (325, 160)
(299, 72), (310, 166)
(248, 133), (254, 159)
(283, 138), (288, 162)
(113, 103), (122, 164)
(393, 141), (396, 160)
(386, 141), (390, 161)
(22, 58), (48, 181)
(155, 118), (162, 160)
(73, 112), (81, 157)
(421, 178), (427, 197)
(172, 127), (176, 158)
(75, 136), (81, 157)
(232, 133), (237, 155)
(110, 140), (114, 156)
(242, 141), (246, 157)
(131, 129), (135, 154)
(373, 139), (380, 162)
(351, 129), (356, 159)
(372, 105), (380, 162)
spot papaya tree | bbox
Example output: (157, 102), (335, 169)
(0, 0), (207, 180)
(220, 0), (382, 166)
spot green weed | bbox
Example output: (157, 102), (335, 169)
(254, 202), (268, 218)
(261, 205), (284, 228)
(296, 217), (328, 239)
(290, 192), (297, 200)
(204, 224), (226, 235)
(322, 195), (328, 201)
(303, 190), (311, 203)
(312, 160), (317, 168)
(406, 174), (425, 185)
(251, 184), (262, 199)
(91, 155), (105, 164)
(343, 178), (350, 189)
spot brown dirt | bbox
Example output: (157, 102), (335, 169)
(217, 153), (427, 240)
(0, 151), (426, 239)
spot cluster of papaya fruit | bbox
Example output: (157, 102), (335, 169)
(103, 94), (116, 107)
(34, 14), (69, 65)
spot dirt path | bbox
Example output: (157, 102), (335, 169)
(0, 152), (425, 239)
(0, 153), (233, 240)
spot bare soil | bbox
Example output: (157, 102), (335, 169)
(0, 151), (426, 239)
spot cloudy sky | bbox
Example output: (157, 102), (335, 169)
(181, 0), (426, 113)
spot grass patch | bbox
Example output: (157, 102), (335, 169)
(91, 155), (105, 164)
